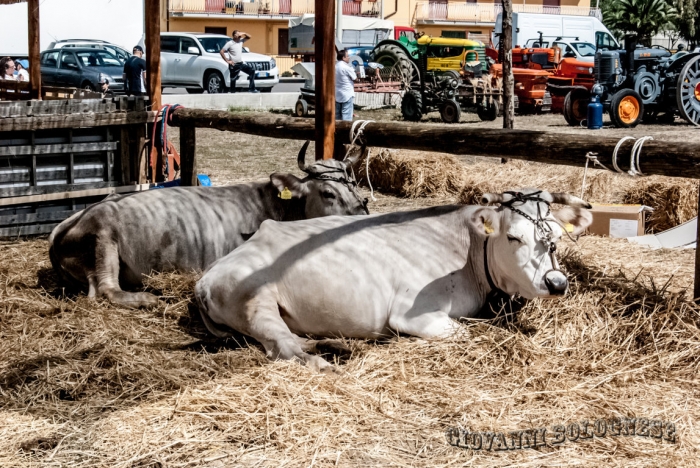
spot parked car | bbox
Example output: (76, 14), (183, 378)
(160, 32), (279, 93)
(40, 48), (125, 93)
(47, 39), (131, 64)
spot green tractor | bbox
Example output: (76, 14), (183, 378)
(371, 35), (502, 123)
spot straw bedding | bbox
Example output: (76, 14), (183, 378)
(357, 150), (699, 233)
(0, 232), (698, 466)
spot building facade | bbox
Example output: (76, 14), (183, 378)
(164, 0), (599, 73)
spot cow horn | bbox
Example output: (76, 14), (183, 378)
(297, 140), (310, 173)
(549, 192), (592, 209)
(481, 193), (505, 205)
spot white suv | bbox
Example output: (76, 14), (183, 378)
(160, 32), (279, 94)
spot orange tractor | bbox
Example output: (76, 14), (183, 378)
(545, 58), (596, 122)
(489, 46), (558, 113)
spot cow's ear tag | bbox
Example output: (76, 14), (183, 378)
(483, 219), (494, 235)
(279, 187), (292, 200)
(563, 223), (574, 233)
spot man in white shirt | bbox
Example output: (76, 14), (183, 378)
(220, 30), (259, 93)
(335, 49), (357, 121)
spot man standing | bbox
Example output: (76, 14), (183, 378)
(220, 30), (259, 93)
(335, 49), (357, 121)
(123, 45), (146, 96)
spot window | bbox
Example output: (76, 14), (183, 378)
(41, 51), (59, 68)
(554, 42), (576, 58)
(571, 42), (597, 57)
(180, 37), (198, 54)
(198, 36), (230, 53)
(76, 50), (121, 67)
(204, 26), (227, 35)
(596, 31), (617, 50)
(60, 52), (79, 69)
(160, 36), (179, 53)
(442, 30), (466, 39)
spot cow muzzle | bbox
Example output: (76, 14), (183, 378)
(544, 270), (568, 295)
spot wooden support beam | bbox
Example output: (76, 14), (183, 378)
(500, 0), (514, 129)
(145, 0), (162, 110)
(27, 0), (41, 100)
(168, 109), (700, 180)
(315, 0), (335, 160)
(179, 126), (197, 186)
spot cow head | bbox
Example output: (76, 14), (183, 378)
(474, 188), (593, 299)
(270, 141), (369, 217)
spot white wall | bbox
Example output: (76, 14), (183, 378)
(0, 0), (144, 56)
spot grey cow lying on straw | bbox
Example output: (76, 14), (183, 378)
(196, 188), (593, 372)
(48, 141), (369, 308)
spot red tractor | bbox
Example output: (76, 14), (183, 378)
(546, 58), (596, 122)
(488, 45), (557, 113)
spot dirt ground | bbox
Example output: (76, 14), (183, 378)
(0, 110), (698, 467)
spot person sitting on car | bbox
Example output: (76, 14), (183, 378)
(220, 30), (259, 94)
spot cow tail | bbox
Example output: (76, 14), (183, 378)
(194, 280), (234, 338)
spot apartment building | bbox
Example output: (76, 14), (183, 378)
(164, 0), (599, 72)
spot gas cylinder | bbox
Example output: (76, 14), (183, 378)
(587, 95), (603, 129)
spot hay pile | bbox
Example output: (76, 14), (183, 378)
(357, 150), (699, 233)
(0, 235), (699, 466)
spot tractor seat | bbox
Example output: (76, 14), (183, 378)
(530, 53), (555, 69)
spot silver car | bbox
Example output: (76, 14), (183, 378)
(160, 32), (279, 93)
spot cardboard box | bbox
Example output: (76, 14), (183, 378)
(587, 204), (650, 238)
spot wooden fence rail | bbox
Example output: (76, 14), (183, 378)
(169, 108), (700, 180)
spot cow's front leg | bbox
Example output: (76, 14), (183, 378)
(242, 295), (338, 373)
(389, 310), (460, 339)
(94, 234), (158, 309)
(295, 337), (352, 357)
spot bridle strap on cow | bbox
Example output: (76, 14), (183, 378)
(483, 236), (507, 296)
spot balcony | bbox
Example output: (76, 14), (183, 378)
(169, 0), (380, 18)
(414, 2), (602, 24)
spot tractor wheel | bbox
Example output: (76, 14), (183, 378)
(401, 90), (423, 121)
(477, 100), (499, 121)
(609, 89), (644, 128)
(373, 43), (417, 84)
(439, 99), (461, 123)
(563, 89), (588, 126)
(295, 99), (309, 117)
(676, 55), (700, 126)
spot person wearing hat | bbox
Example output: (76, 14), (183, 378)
(123, 45), (146, 96)
(15, 59), (29, 82)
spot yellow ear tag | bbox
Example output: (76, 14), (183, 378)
(563, 223), (574, 233)
(484, 220), (494, 235)
(279, 187), (292, 200)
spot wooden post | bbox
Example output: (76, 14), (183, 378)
(179, 126), (197, 186)
(27, 0), (41, 100)
(145, 0), (162, 110)
(694, 192), (700, 301)
(501, 0), (514, 130)
(315, 0), (336, 160)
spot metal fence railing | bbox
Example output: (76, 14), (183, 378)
(170, 0), (380, 17)
(413, 2), (602, 23)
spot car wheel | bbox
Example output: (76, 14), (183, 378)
(204, 71), (224, 94)
(82, 82), (96, 92)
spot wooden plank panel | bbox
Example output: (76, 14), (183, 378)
(0, 181), (119, 199)
(0, 209), (78, 226)
(0, 141), (118, 156)
(0, 111), (156, 132)
(0, 183), (150, 207)
(0, 223), (58, 238)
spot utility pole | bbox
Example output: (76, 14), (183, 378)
(501, 0), (514, 129)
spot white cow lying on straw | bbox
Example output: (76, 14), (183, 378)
(195, 189), (593, 372)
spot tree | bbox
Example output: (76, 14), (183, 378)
(673, 0), (699, 46)
(604, 0), (678, 45)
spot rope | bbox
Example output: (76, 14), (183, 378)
(612, 136), (635, 174)
(628, 136), (653, 177)
(580, 152), (599, 199)
(348, 119), (376, 201)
